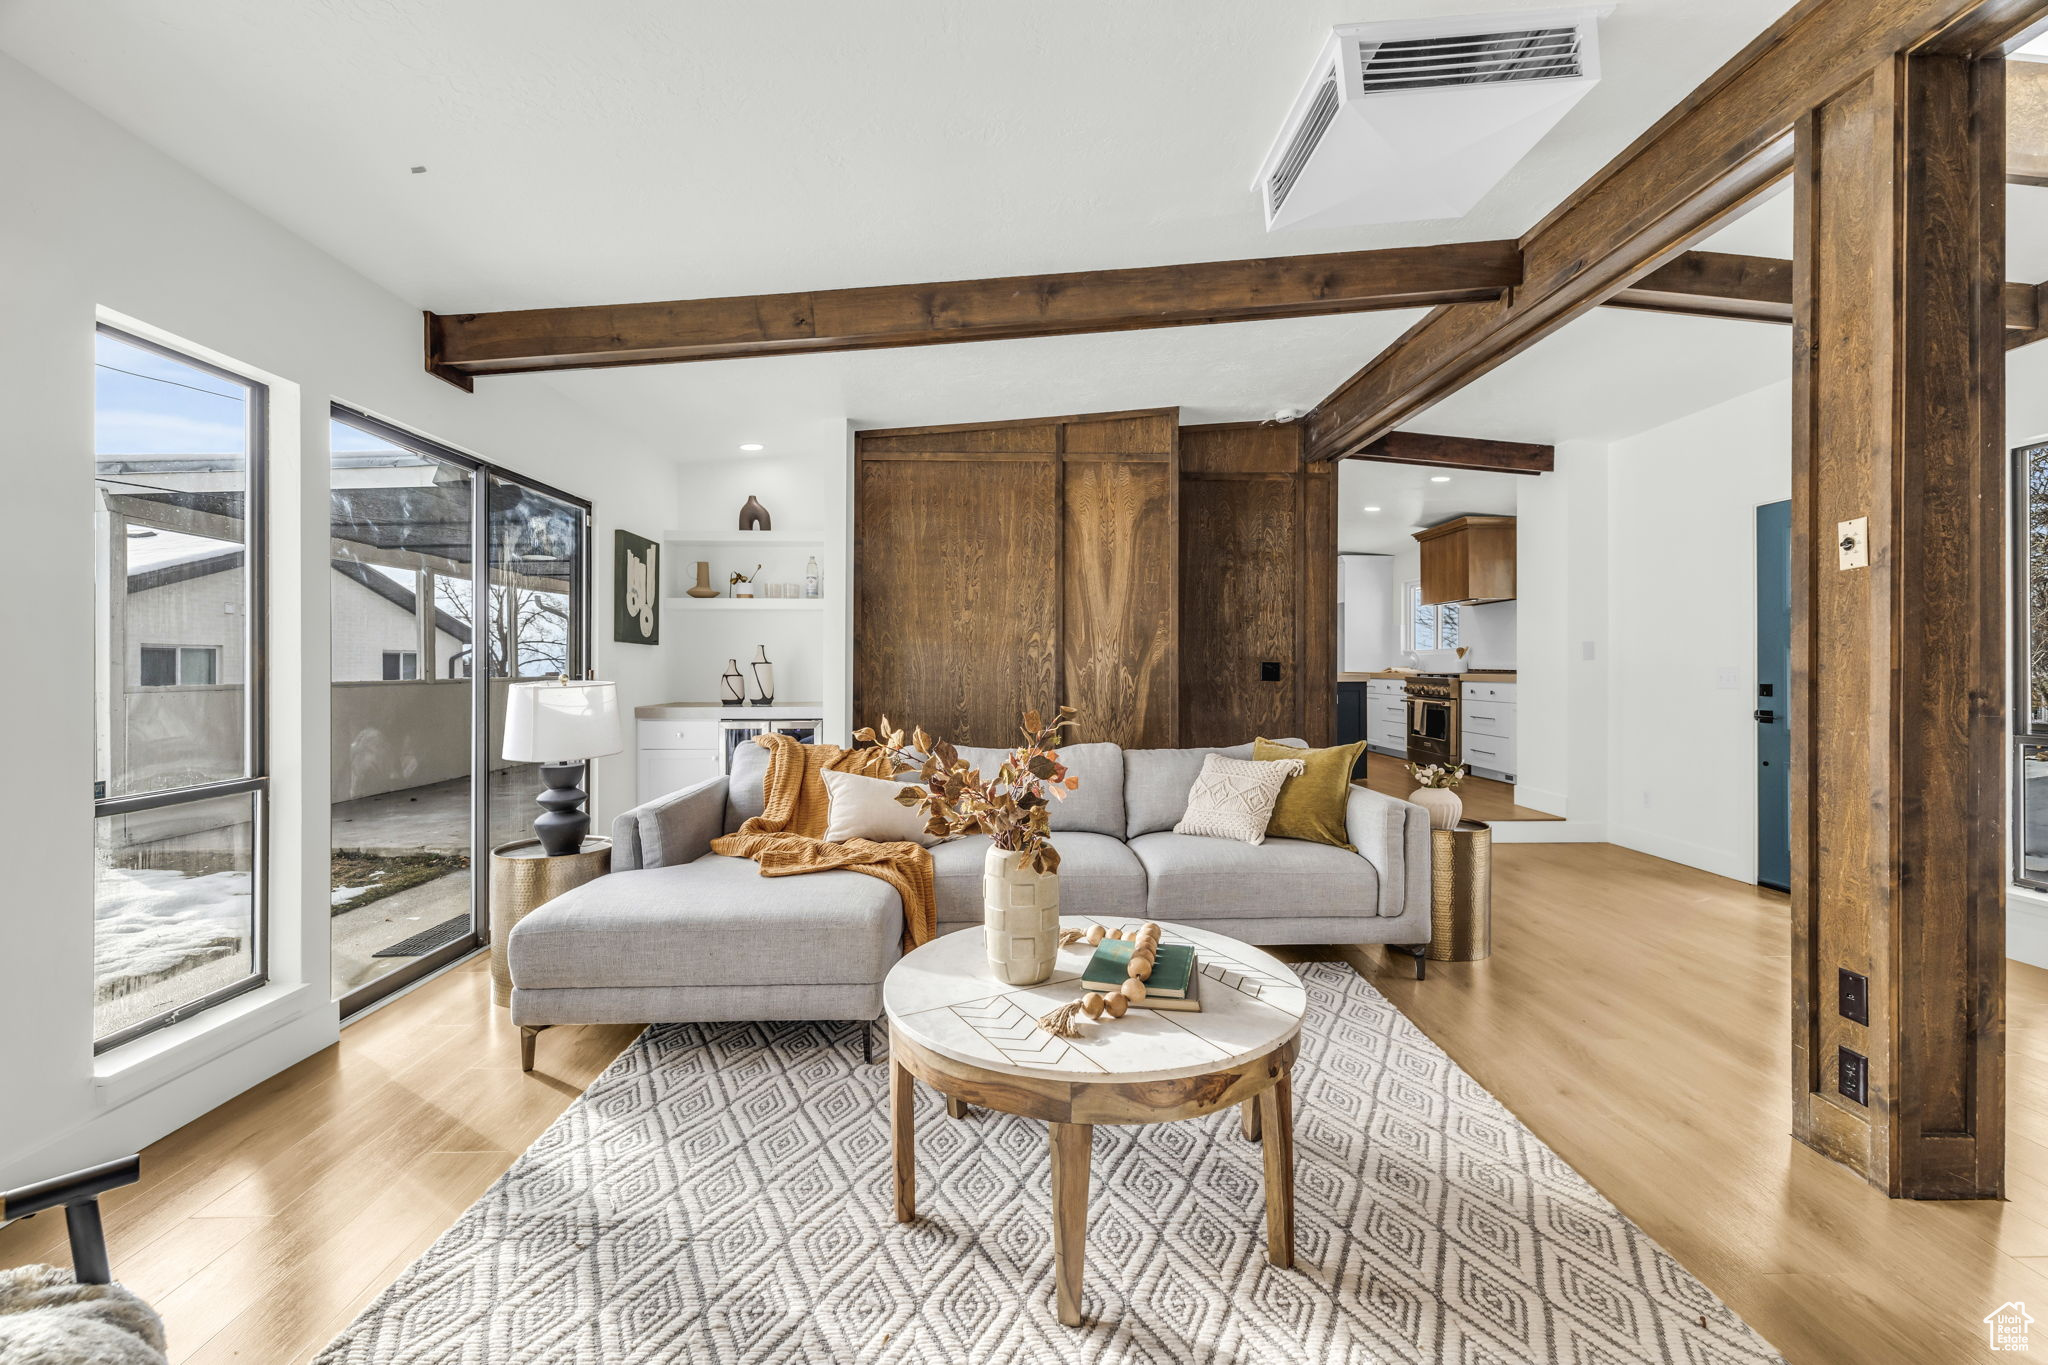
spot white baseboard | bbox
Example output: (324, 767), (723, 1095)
(1512, 784), (1567, 817)
(1606, 824), (1752, 884)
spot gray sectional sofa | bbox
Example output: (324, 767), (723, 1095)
(506, 739), (1433, 1069)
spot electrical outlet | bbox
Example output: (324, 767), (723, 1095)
(1581, 641), (1597, 661)
(1716, 667), (1739, 689)
(1838, 1046), (1869, 1106)
(1838, 968), (1869, 1026)
(1260, 661), (1281, 682)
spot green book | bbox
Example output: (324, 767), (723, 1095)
(1081, 940), (1197, 1000)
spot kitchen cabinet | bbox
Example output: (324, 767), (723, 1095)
(1459, 681), (1517, 781)
(1365, 678), (1407, 758)
(1338, 554), (1396, 672)
(1415, 515), (1516, 605)
(1334, 682), (1371, 777)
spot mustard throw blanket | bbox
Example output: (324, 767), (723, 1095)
(710, 733), (938, 951)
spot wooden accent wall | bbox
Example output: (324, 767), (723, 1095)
(853, 410), (1178, 748)
(1177, 424), (1335, 749)
(1789, 54), (2006, 1198)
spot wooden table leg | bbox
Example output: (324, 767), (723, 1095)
(1050, 1122), (1092, 1326)
(1258, 1070), (1295, 1268)
(1240, 1096), (1261, 1142)
(946, 1095), (970, 1120)
(891, 1056), (916, 1223)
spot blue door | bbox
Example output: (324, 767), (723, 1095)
(1756, 500), (1792, 891)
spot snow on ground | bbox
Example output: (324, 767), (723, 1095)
(94, 865), (249, 999)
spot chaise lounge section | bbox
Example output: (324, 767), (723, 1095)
(507, 740), (1432, 1070)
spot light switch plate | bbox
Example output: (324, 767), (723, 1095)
(1837, 516), (1869, 570)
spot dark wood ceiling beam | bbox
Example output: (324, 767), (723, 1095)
(1602, 249), (2043, 330)
(1304, 0), (2038, 463)
(1606, 251), (1796, 323)
(1348, 430), (1553, 475)
(425, 241), (1523, 378)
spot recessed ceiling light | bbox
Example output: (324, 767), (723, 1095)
(739, 443), (764, 452)
(1429, 475), (1451, 483)
(1362, 506), (1382, 512)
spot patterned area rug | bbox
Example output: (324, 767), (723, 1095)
(317, 963), (1784, 1364)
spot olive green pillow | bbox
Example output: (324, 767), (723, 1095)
(1252, 737), (1364, 850)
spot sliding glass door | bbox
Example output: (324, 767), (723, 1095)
(329, 411), (588, 1013)
(487, 475), (589, 858)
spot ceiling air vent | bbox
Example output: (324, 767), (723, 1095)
(1254, 6), (1611, 230)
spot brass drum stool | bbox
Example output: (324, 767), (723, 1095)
(1427, 820), (1492, 962)
(490, 837), (611, 1006)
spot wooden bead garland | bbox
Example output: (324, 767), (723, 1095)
(1036, 922), (1165, 1037)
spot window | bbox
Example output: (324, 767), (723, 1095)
(1405, 580), (1461, 652)
(139, 645), (221, 686)
(380, 649), (418, 681)
(93, 325), (267, 1049)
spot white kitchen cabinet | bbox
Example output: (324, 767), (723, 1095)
(1458, 682), (1516, 780)
(1364, 677), (1407, 756)
(1339, 555), (1397, 673)
(639, 748), (721, 799)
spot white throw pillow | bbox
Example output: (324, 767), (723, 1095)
(1173, 753), (1302, 845)
(821, 769), (941, 846)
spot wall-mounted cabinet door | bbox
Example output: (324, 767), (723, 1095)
(854, 410), (1178, 749)
(853, 449), (1059, 747)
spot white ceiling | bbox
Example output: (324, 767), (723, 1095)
(0, 0), (1799, 308)
(1, 0), (1812, 454)
(1338, 461), (1521, 554)
(1697, 176), (2048, 280)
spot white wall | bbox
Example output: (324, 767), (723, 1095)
(1604, 381), (1791, 881)
(1509, 439), (1610, 830)
(0, 53), (677, 1186)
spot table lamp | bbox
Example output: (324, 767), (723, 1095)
(502, 677), (623, 855)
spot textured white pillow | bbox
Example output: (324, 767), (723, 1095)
(1173, 753), (1302, 845)
(821, 769), (940, 846)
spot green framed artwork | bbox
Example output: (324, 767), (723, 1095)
(615, 529), (660, 645)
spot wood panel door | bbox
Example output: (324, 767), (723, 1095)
(1063, 452), (1177, 749)
(853, 452), (1058, 745)
(1177, 423), (1335, 749)
(854, 409), (1176, 749)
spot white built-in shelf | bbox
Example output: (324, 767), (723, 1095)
(663, 597), (825, 612)
(662, 531), (826, 548)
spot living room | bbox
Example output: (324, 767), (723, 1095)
(2, 4), (2043, 1364)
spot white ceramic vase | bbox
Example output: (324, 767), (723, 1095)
(1410, 786), (1464, 831)
(983, 843), (1061, 986)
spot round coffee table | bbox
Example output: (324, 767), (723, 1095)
(883, 916), (1307, 1326)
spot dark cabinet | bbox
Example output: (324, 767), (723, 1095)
(1336, 681), (1370, 779)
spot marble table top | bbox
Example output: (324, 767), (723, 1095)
(883, 917), (1306, 1084)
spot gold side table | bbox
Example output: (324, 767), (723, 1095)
(1427, 820), (1492, 962)
(490, 837), (610, 1007)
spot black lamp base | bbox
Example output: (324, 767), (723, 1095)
(534, 762), (590, 856)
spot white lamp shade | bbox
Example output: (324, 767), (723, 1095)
(502, 680), (623, 763)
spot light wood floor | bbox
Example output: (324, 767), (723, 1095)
(1358, 758), (1564, 822)
(2, 843), (2042, 1363)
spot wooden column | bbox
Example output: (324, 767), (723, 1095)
(1790, 51), (2006, 1198)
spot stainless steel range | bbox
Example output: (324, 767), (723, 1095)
(1403, 674), (1460, 769)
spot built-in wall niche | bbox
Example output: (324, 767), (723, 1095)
(661, 531), (827, 610)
